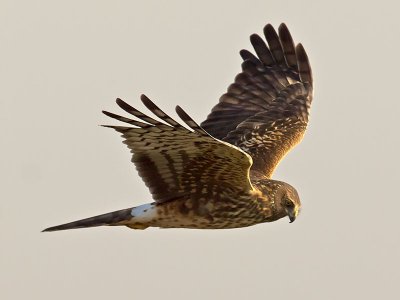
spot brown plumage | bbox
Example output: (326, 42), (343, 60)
(43, 23), (313, 232)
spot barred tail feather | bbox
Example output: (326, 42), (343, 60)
(42, 207), (134, 232)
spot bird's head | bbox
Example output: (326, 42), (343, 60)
(259, 180), (302, 223)
(278, 183), (301, 223)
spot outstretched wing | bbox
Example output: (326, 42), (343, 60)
(201, 23), (313, 178)
(103, 95), (254, 203)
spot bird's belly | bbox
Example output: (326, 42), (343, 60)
(150, 198), (263, 229)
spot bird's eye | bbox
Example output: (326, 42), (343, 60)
(285, 200), (293, 207)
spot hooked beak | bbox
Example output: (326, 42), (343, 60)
(289, 214), (296, 223)
(287, 208), (297, 223)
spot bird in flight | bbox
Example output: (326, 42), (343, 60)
(43, 23), (313, 232)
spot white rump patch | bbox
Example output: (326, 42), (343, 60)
(131, 203), (157, 222)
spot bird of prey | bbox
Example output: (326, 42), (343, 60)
(43, 23), (313, 232)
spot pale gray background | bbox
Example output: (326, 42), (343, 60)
(1, 0), (399, 299)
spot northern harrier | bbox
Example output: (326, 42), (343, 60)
(43, 23), (313, 232)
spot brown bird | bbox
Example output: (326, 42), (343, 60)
(43, 23), (313, 232)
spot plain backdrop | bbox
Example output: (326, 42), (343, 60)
(1, 1), (399, 299)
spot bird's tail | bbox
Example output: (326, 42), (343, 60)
(42, 207), (134, 232)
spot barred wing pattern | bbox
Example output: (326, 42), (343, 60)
(201, 23), (313, 178)
(103, 95), (254, 203)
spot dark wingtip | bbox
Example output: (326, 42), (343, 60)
(175, 105), (185, 116)
(239, 49), (260, 65)
(175, 105), (209, 136)
(249, 33), (259, 42)
(140, 94), (151, 103)
(263, 23), (274, 34)
(296, 43), (313, 83)
(175, 105), (190, 124)
(116, 98), (136, 113)
(278, 23), (291, 41)
(239, 49), (250, 60)
(115, 98), (124, 106)
(102, 110), (114, 117)
(249, 34), (264, 49)
(278, 23), (288, 31)
(241, 59), (258, 74)
(140, 94), (157, 110)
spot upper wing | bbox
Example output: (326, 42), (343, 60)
(201, 23), (313, 178)
(102, 95), (254, 203)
